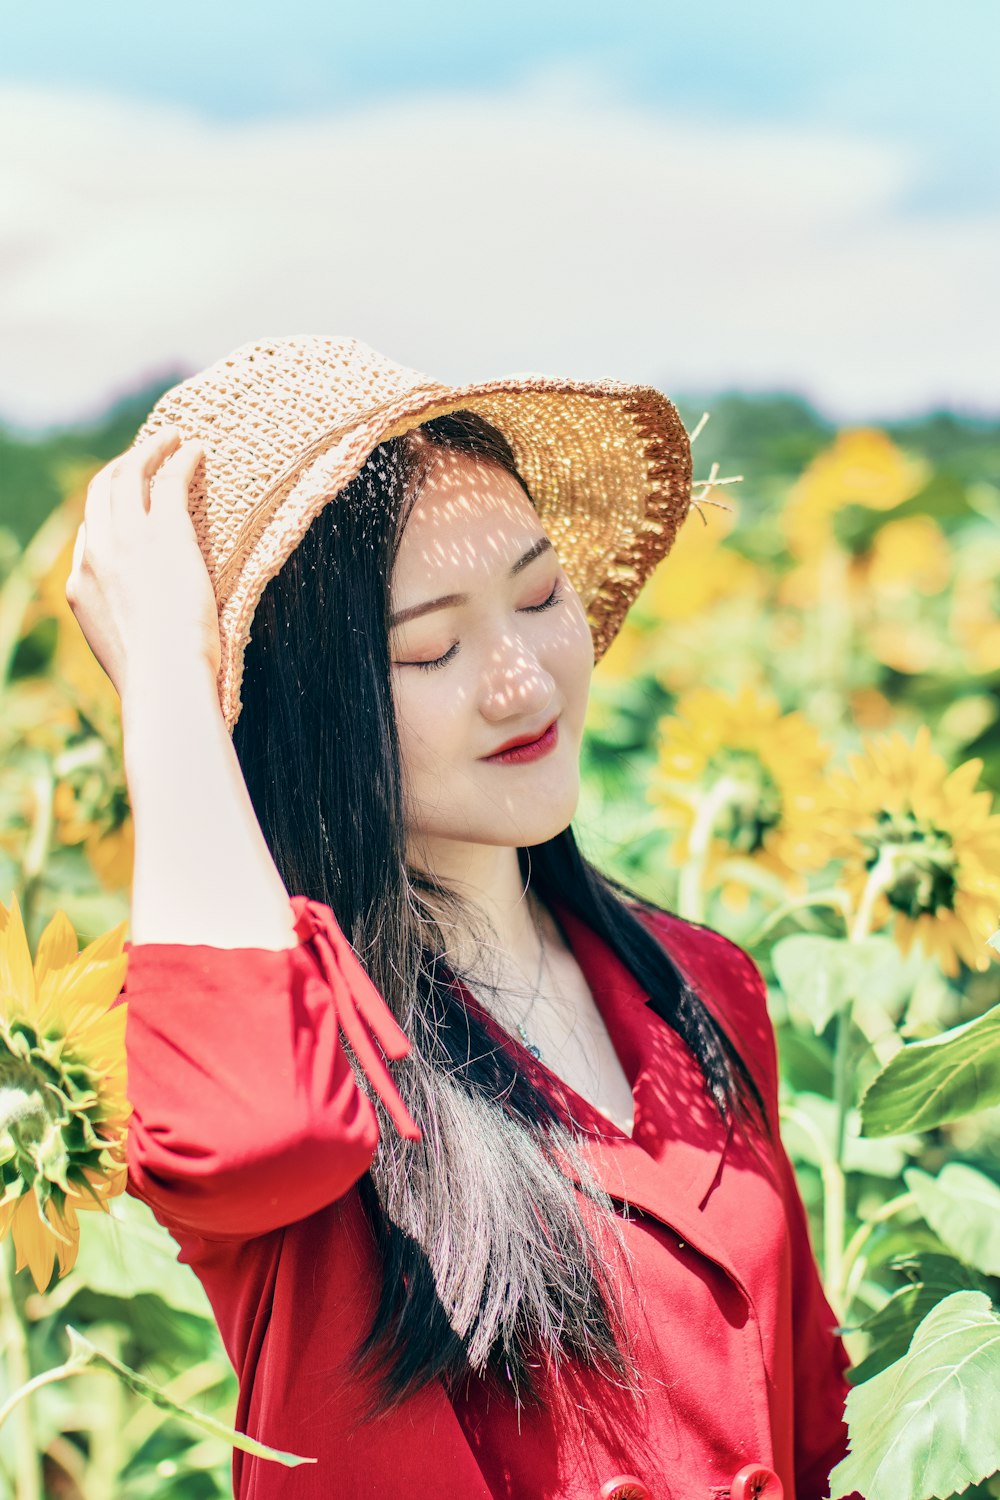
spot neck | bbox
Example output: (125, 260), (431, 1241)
(406, 835), (546, 980)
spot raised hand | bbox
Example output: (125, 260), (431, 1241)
(65, 426), (221, 703)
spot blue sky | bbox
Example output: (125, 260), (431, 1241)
(4, 0), (994, 214)
(1, 1), (997, 425)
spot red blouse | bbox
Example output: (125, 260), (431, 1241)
(119, 895), (857, 1500)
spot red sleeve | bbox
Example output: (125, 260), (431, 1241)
(120, 895), (420, 1241)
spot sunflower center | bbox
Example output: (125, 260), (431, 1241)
(0, 1051), (55, 1136)
(862, 810), (958, 917)
(0, 1018), (108, 1214)
(708, 749), (783, 854)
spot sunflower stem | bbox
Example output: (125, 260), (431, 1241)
(823, 851), (897, 1316)
(848, 848), (895, 947)
(85, 1323), (125, 1500)
(838, 1189), (918, 1326)
(677, 774), (739, 923)
(18, 762), (56, 947)
(0, 1238), (42, 1500)
(0, 1358), (88, 1436)
(743, 886), (852, 948)
(827, 1006), (851, 1314)
(781, 1101), (850, 1323)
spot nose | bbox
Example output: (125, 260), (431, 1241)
(478, 631), (556, 721)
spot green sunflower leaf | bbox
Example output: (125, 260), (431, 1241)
(64, 1326), (316, 1467)
(845, 1253), (993, 1384)
(771, 933), (904, 1034)
(860, 1003), (1000, 1136)
(829, 1291), (1000, 1500)
(66, 1193), (214, 1319)
(905, 1164), (1000, 1278)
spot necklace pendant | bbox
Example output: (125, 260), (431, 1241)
(516, 1022), (543, 1061)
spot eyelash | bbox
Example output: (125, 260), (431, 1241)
(413, 580), (564, 672)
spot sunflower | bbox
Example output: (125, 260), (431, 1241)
(591, 614), (653, 688)
(950, 570), (1000, 676)
(847, 687), (896, 731)
(819, 725), (1000, 976)
(855, 515), (951, 598)
(782, 428), (929, 563)
(649, 684), (833, 904)
(52, 761), (135, 892)
(0, 893), (131, 1290)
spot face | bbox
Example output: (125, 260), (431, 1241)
(389, 446), (595, 872)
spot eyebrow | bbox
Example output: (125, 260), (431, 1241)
(390, 537), (553, 628)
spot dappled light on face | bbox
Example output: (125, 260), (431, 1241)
(388, 447), (595, 868)
(393, 449), (551, 609)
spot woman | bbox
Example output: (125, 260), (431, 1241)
(68, 336), (855, 1500)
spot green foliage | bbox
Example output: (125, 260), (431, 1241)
(905, 1166), (1000, 1279)
(861, 1004), (1000, 1136)
(829, 1292), (1000, 1500)
(62, 1327), (315, 1468)
(68, 1194), (214, 1319)
(847, 1253), (994, 1385)
(771, 933), (906, 1033)
(0, 377), (187, 551)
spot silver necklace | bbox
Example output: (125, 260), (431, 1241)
(514, 894), (549, 1060)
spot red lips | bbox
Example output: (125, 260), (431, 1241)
(485, 716), (558, 757)
(479, 717), (560, 768)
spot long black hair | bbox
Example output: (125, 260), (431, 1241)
(232, 409), (767, 1418)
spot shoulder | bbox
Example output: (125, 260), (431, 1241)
(632, 901), (779, 1111)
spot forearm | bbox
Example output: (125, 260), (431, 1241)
(121, 659), (298, 949)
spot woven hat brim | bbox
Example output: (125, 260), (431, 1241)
(210, 374), (692, 733)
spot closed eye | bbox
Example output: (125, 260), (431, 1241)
(400, 580), (564, 672)
(522, 578), (563, 615)
(412, 642), (459, 673)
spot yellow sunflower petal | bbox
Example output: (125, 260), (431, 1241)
(35, 946), (128, 1036)
(0, 894), (37, 1021)
(33, 908), (81, 992)
(10, 1194), (58, 1293)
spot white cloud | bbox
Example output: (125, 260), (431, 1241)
(1, 78), (996, 429)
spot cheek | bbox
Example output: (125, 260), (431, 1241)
(392, 672), (459, 774)
(553, 594), (596, 695)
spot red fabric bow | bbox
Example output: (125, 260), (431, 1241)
(289, 895), (421, 1143)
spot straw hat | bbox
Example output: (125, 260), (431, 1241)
(131, 334), (694, 734)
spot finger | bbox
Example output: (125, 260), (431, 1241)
(87, 428), (182, 544)
(65, 521), (87, 605)
(108, 426), (184, 520)
(145, 439), (206, 524)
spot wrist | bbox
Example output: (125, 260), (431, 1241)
(120, 653), (223, 731)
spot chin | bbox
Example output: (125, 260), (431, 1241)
(499, 802), (577, 849)
(425, 802), (577, 851)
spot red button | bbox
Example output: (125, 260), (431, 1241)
(729, 1464), (784, 1500)
(600, 1478), (651, 1500)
